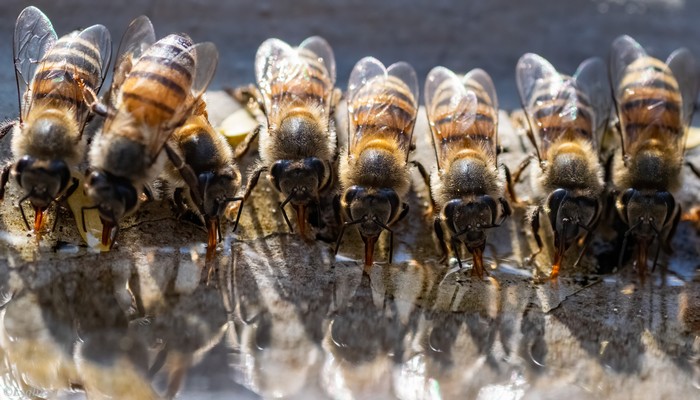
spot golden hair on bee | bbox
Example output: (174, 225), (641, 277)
(425, 66), (509, 278)
(242, 36), (337, 238)
(516, 53), (611, 278)
(0, 6), (111, 233)
(335, 57), (419, 267)
(608, 35), (698, 277)
(83, 16), (218, 248)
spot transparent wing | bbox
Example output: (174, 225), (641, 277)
(77, 24), (112, 93)
(463, 68), (499, 161)
(574, 57), (611, 150)
(425, 66), (477, 170)
(609, 35), (647, 102)
(255, 37), (334, 126)
(347, 58), (418, 159)
(13, 6), (57, 121)
(299, 36), (336, 85)
(109, 15), (155, 107)
(666, 48), (698, 131)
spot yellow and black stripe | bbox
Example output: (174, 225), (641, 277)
(529, 77), (594, 158)
(268, 46), (332, 116)
(617, 56), (683, 154)
(429, 76), (498, 164)
(120, 34), (195, 126)
(31, 32), (104, 119)
(350, 75), (417, 156)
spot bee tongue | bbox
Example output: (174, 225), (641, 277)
(470, 246), (485, 279)
(207, 218), (218, 250)
(551, 235), (567, 279)
(362, 235), (377, 268)
(100, 218), (115, 247)
(294, 204), (309, 238)
(33, 207), (46, 233)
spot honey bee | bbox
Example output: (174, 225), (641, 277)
(424, 67), (510, 278)
(515, 53), (612, 278)
(335, 57), (419, 266)
(162, 101), (243, 250)
(609, 35), (698, 276)
(242, 36), (337, 238)
(81, 16), (218, 247)
(0, 6), (111, 232)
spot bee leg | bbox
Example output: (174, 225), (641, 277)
(242, 165), (268, 202)
(511, 156), (532, 185)
(434, 217), (449, 264)
(527, 206), (544, 265)
(0, 119), (16, 141)
(233, 124), (260, 160)
(50, 178), (80, 232)
(78, 78), (110, 118)
(0, 164), (11, 200)
(572, 231), (594, 269)
(662, 205), (682, 255)
(451, 237), (463, 269)
(396, 202), (410, 223)
(163, 142), (203, 207)
(410, 160), (435, 214)
(172, 187), (189, 216)
(686, 161), (700, 179)
(502, 164), (521, 204)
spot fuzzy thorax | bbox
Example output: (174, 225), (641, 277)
(431, 152), (503, 207)
(612, 145), (683, 192)
(13, 105), (84, 166)
(340, 144), (410, 197)
(260, 105), (335, 163)
(536, 138), (604, 199)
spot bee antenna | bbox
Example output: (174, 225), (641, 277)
(279, 189), (296, 233)
(618, 220), (643, 270)
(17, 192), (33, 230)
(334, 217), (365, 256)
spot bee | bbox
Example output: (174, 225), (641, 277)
(609, 35), (698, 277)
(162, 100), (243, 250)
(0, 6), (111, 232)
(81, 16), (218, 247)
(242, 36), (337, 238)
(424, 67), (510, 278)
(515, 53), (612, 278)
(335, 57), (419, 266)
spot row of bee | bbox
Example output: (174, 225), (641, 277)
(1, 7), (697, 280)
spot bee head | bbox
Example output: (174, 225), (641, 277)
(270, 157), (327, 206)
(85, 170), (138, 227)
(198, 167), (241, 219)
(443, 195), (504, 250)
(617, 188), (675, 239)
(14, 155), (71, 209)
(546, 189), (599, 249)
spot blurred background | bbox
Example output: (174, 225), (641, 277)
(0, 0), (696, 115)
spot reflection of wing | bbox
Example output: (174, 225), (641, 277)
(29, 25), (111, 133)
(13, 6), (57, 122)
(255, 36), (335, 128)
(347, 57), (418, 162)
(425, 67), (498, 171)
(148, 42), (219, 161)
(516, 53), (593, 160)
(573, 57), (611, 150)
(109, 16), (155, 108)
(610, 35), (689, 160)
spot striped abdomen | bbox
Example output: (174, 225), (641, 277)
(270, 47), (332, 113)
(120, 34), (195, 127)
(530, 77), (594, 157)
(431, 78), (498, 164)
(31, 32), (104, 120)
(173, 115), (229, 174)
(618, 57), (683, 153)
(351, 75), (417, 155)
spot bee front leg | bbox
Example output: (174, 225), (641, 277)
(662, 205), (682, 254)
(242, 165), (268, 202)
(434, 217), (449, 264)
(511, 156), (532, 185)
(502, 163), (521, 205)
(163, 142), (203, 207)
(686, 161), (700, 179)
(0, 119), (16, 141)
(0, 164), (11, 200)
(527, 206), (544, 265)
(77, 77), (109, 118)
(410, 160), (435, 215)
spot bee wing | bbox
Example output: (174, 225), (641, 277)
(666, 48), (698, 132)
(609, 35), (647, 103)
(347, 58), (418, 161)
(255, 37), (335, 126)
(425, 66), (478, 171)
(573, 57), (611, 150)
(109, 16), (155, 107)
(149, 42), (219, 160)
(463, 68), (499, 162)
(13, 6), (57, 122)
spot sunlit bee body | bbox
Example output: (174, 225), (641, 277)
(425, 67), (509, 278)
(516, 54), (611, 278)
(336, 57), (419, 266)
(609, 35), (698, 277)
(0, 6), (110, 233)
(246, 36), (337, 238)
(163, 101), (242, 250)
(85, 16), (218, 247)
